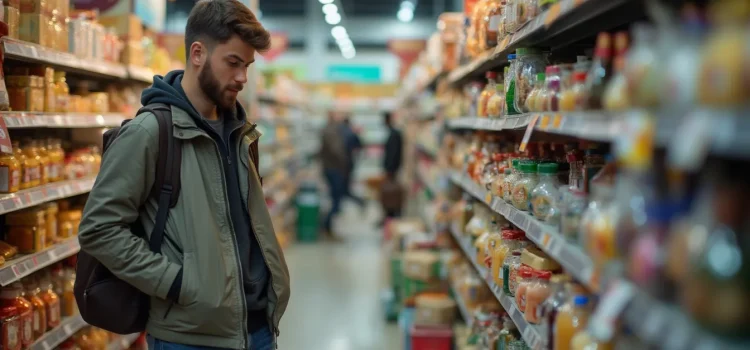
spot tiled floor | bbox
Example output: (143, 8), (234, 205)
(277, 201), (402, 350)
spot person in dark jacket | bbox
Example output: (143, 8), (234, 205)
(381, 111), (404, 219)
(320, 111), (348, 240)
(341, 117), (366, 209)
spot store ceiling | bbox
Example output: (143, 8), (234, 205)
(259, 0), (456, 18)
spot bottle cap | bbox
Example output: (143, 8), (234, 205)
(487, 71), (498, 79)
(573, 71), (587, 82)
(545, 65), (561, 74)
(536, 72), (546, 81)
(574, 295), (589, 306)
(538, 163), (558, 174)
(511, 159), (519, 167)
(507, 54), (516, 60)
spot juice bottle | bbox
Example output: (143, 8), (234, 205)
(0, 150), (21, 193)
(53, 72), (69, 113)
(571, 329), (614, 350)
(22, 282), (46, 340)
(554, 295), (591, 350)
(20, 140), (41, 189)
(39, 279), (60, 329)
(0, 283), (33, 349)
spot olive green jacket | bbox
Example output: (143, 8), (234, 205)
(78, 106), (290, 349)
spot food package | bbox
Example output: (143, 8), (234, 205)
(98, 14), (142, 41)
(414, 293), (457, 326)
(19, 13), (50, 46)
(403, 251), (441, 281)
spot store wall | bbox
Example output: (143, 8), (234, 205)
(260, 49), (401, 83)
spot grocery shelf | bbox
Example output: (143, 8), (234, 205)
(446, 112), (623, 142)
(415, 142), (438, 159)
(450, 284), (473, 327)
(400, 71), (444, 105)
(3, 38), (127, 79)
(30, 315), (87, 350)
(447, 0), (641, 85)
(257, 92), (307, 110)
(127, 65), (156, 84)
(0, 177), (96, 216)
(448, 170), (597, 291)
(107, 333), (141, 350)
(0, 237), (80, 286)
(3, 112), (126, 128)
(416, 165), (439, 196)
(450, 222), (544, 348)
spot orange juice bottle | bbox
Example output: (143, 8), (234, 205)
(554, 295), (591, 350)
(571, 329), (614, 350)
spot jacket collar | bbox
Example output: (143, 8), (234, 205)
(170, 105), (260, 142)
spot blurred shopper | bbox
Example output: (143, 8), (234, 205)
(76, 1), (289, 350)
(380, 111), (405, 220)
(320, 111), (348, 240)
(341, 117), (366, 210)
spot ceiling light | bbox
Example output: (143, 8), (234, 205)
(339, 42), (353, 51)
(319, 0), (334, 3)
(331, 26), (347, 39)
(397, 7), (413, 22)
(342, 50), (356, 59)
(337, 38), (353, 47)
(322, 4), (338, 15)
(400, 1), (415, 10)
(325, 12), (341, 25)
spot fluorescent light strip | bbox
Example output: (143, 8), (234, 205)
(322, 0), (355, 59)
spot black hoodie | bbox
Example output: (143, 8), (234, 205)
(141, 71), (269, 331)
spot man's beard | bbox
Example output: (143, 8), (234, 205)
(198, 60), (238, 111)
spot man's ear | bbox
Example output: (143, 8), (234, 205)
(190, 42), (208, 66)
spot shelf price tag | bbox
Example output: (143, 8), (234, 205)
(589, 281), (635, 341)
(538, 114), (551, 129)
(519, 115), (540, 152)
(552, 114), (563, 129)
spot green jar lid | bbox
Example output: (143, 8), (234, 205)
(504, 168), (512, 175)
(516, 48), (529, 55)
(524, 163), (538, 173)
(512, 159), (520, 167)
(538, 163), (559, 174)
(537, 72), (546, 81)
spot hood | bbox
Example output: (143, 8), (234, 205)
(141, 70), (247, 127)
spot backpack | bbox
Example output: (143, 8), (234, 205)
(74, 103), (182, 334)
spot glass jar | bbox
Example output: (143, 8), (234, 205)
(560, 71), (588, 111)
(525, 72), (545, 112)
(478, 71), (499, 117)
(516, 0), (539, 29)
(475, 231), (492, 266)
(58, 209), (82, 238)
(561, 189), (587, 243)
(503, 159), (520, 202)
(513, 48), (547, 113)
(512, 162), (539, 211)
(40, 280), (60, 329)
(0, 283), (32, 348)
(487, 83), (505, 118)
(579, 184), (615, 267)
(5, 209), (46, 254)
(492, 229), (524, 287)
(36, 140), (51, 185)
(23, 283), (46, 340)
(484, 0), (503, 48)
(19, 140), (41, 189)
(514, 265), (534, 311)
(531, 163), (560, 221)
(47, 139), (65, 183)
(492, 168), (511, 198)
(502, 250), (523, 295)
(544, 65), (562, 112)
(459, 194), (475, 231)
(0, 151), (22, 194)
(53, 72), (69, 113)
(525, 270), (552, 324)
(482, 153), (502, 192)
(13, 142), (29, 191)
(503, 0), (520, 33)
(44, 203), (59, 246)
(0, 305), (21, 350)
(485, 219), (503, 270)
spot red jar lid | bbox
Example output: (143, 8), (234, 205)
(518, 265), (534, 278)
(535, 270), (553, 280)
(0, 305), (17, 318)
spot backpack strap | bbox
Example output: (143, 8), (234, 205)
(135, 103), (182, 253)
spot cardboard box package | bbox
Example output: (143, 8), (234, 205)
(98, 14), (142, 42)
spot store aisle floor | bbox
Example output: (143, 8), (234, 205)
(277, 202), (401, 350)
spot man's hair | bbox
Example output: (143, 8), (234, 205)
(383, 112), (392, 125)
(185, 0), (271, 60)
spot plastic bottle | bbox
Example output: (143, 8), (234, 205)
(505, 54), (519, 115)
(555, 295), (591, 350)
(585, 33), (613, 110)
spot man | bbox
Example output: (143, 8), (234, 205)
(319, 111), (348, 240)
(341, 117), (366, 209)
(380, 111), (404, 220)
(77, 1), (289, 349)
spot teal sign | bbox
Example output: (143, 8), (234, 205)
(326, 65), (381, 83)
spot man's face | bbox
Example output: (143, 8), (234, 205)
(198, 36), (256, 110)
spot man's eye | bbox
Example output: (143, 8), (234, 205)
(229, 61), (240, 67)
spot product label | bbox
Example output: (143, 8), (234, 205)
(512, 184), (528, 210)
(0, 166), (9, 192)
(32, 310), (40, 335)
(46, 300), (59, 328)
(11, 170), (19, 191)
(5, 316), (19, 350)
(20, 311), (31, 347)
(532, 195), (551, 218)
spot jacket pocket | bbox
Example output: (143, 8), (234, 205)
(177, 252), (197, 306)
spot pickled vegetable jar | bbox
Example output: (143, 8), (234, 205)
(512, 162), (538, 211)
(531, 163), (560, 221)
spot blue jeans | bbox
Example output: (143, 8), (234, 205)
(147, 327), (274, 350)
(323, 168), (346, 233)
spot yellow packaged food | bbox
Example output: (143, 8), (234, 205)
(0, 151), (22, 193)
(22, 140), (43, 187)
(43, 202), (58, 245)
(5, 209), (46, 253)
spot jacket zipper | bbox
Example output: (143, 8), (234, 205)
(210, 135), (249, 349)
(236, 128), (281, 339)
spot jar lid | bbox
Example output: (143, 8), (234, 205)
(545, 65), (560, 74)
(511, 250), (522, 256)
(536, 72), (546, 81)
(504, 168), (512, 175)
(538, 163), (558, 174)
(0, 306), (17, 316)
(573, 71), (587, 82)
(523, 163), (538, 173)
(486, 71), (498, 79)
(511, 159), (519, 167)
(574, 295), (590, 306)
(501, 229), (524, 240)
(536, 270), (553, 279)
(518, 265), (534, 278)
(516, 48), (529, 55)
(507, 54), (516, 60)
